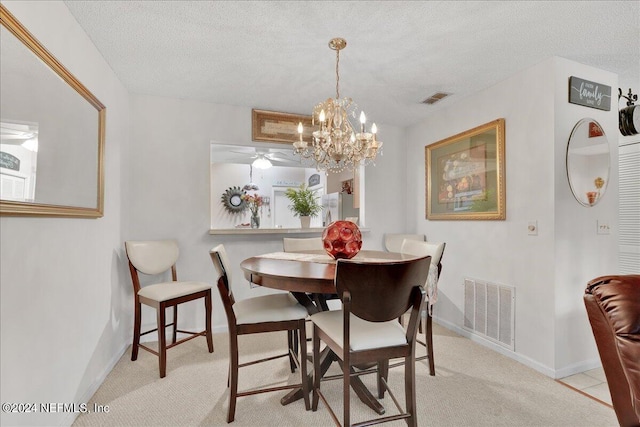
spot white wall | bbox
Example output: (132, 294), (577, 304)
(552, 58), (618, 375)
(405, 57), (618, 377)
(126, 94), (408, 336)
(0, 2), (130, 427)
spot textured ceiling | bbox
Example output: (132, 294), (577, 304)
(64, 1), (639, 127)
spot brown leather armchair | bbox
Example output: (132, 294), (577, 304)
(584, 275), (640, 427)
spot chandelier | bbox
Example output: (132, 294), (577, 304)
(293, 38), (383, 173)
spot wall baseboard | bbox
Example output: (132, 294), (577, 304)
(435, 316), (558, 378)
(62, 342), (129, 427)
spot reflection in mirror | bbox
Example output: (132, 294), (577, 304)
(566, 118), (610, 207)
(0, 5), (105, 217)
(0, 121), (38, 201)
(210, 143), (361, 230)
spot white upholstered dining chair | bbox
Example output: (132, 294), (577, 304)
(311, 256), (431, 426)
(400, 238), (446, 376)
(282, 237), (323, 252)
(210, 244), (310, 422)
(125, 239), (214, 378)
(384, 233), (425, 253)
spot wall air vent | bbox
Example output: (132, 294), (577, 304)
(463, 278), (515, 351)
(422, 92), (451, 105)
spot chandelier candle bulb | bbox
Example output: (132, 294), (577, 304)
(293, 37), (383, 172)
(297, 122), (303, 141)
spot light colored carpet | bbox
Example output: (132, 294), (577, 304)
(73, 324), (617, 426)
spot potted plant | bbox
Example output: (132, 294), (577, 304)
(285, 184), (322, 228)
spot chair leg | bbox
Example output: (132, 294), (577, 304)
(404, 355), (417, 427)
(157, 304), (167, 378)
(426, 313), (435, 376)
(172, 305), (178, 344)
(312, 326), (320, 412)
(287, 331), (296, 373)
(299, 320), (310, 411)
(131, 301), (141, 361)
(343, 356), (351, 427)
(377, 359), (389, 399)
(228, 333), (239, 423)
(205, 292), (214, 353)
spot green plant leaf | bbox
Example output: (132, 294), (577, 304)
(284, 184), (322, 217)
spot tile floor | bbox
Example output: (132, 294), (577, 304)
(558, 367), (613, 407)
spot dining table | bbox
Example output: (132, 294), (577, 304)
(239, 249), (438, 415)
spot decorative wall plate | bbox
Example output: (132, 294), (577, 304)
(221, 186), (247, 214)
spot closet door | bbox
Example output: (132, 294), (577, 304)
(619, 137), (640, 273)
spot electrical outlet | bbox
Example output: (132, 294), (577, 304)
(527, 220), (538, 236)
(597, 220), (610, 235)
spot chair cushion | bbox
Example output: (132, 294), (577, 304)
(310, 310), (407, 351)
(234, 293), (308, 325)
(138, 281), (211, 302)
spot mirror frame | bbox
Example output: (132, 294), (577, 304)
(0, 5), (106, 218)
(566, 118), (610, 207)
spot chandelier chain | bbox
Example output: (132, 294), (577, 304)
(335, 49), (340, 99)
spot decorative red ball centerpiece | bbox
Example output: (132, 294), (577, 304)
(322, 220), (362, 260)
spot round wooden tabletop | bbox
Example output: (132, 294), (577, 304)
(240, 250), (410, 295)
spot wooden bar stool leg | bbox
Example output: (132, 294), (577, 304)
(172, 305), (178, 344)
(343, 355), (351, 427)
(157, 304), (167, 378)
(287, 331), (296, 373)
(312, 327), (320, 411)
(405, 355), (417, 427)
(377, 359), (389, 399)
(299, 320), (310, 410)
(131, 300), (141, 361)
(205, 292), (214, 353)
(426, 313), (435, 376)
(228, 334), (239, 423)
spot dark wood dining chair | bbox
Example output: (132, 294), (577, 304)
(400, 239), (446, 376)
(310, 255), (431, 427)
(210, 244), (310, 423)
(125, 239), (214, 378)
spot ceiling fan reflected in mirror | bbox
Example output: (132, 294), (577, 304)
(226, 147), (296, 169)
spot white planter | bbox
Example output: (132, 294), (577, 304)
(300, 216), (311, 228)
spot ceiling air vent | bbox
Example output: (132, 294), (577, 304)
(422, 92), (450, 105)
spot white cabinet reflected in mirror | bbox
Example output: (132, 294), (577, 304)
(210, 143), (361, 230)
(566, 118), (610, 207)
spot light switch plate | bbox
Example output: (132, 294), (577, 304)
(528, 220), (538, 236)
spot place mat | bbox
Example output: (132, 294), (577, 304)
(255, 251), (335, 264)
(255, 251), (405, 264)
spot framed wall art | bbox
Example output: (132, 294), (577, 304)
(425, 119), (506, 220)
(251, 109), (313, 144)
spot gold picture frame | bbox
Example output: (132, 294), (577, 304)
(425, 119), (506, 220)
(0, 5), (106, 218)
(252, 109), (313, 144)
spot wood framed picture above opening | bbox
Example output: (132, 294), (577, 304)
(425, 119), (506, 220)
(251, 109), (313, 144)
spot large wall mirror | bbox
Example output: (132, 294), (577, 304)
(566, 118), (610, 207)
(0, 5), (106, 217)
(210, 142), (361, 231)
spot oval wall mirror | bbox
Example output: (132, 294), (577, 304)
(566, 118), (610, 207)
